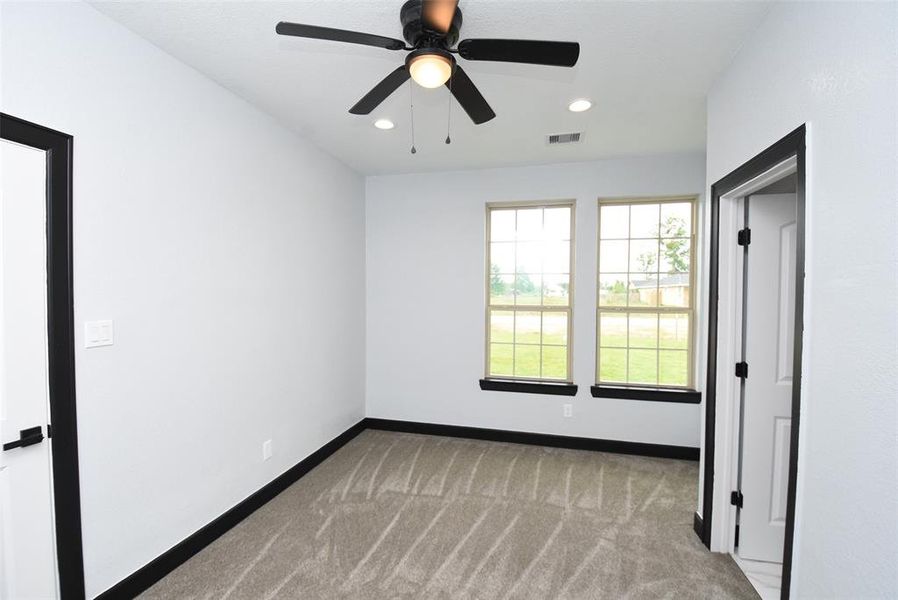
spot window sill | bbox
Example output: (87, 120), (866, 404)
(480, 379), (578, 396)
(590, 385), (701, 404)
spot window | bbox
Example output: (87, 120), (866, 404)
(486, 202), (574, 382)
(597, 197), (696, 388)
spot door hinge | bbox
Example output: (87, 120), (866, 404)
(737, 228), (751, 246)
(730, 490), (744, 508)
(735, 361), (749, 378)
(735, 524), (740, 547)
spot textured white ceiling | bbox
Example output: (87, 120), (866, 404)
(91, 1), (770, 175)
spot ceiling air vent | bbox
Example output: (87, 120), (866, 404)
(547, 132), (582, 145)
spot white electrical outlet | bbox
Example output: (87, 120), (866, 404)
(262, 439), (273, 461)
(563, 403), (573, 418)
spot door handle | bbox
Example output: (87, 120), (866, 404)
(2, 426), (44, 451)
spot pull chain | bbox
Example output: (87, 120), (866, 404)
(445, 69), (453, 145)
(409, 80), (417, 154)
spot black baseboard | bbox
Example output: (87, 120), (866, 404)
(363, 418), (700, 461)
(693, 511), (704, 540)
(95, 419), (367, 600)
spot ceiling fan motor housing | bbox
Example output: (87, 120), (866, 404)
(405, 47), (456, 71)
(400, 0), (463, 48)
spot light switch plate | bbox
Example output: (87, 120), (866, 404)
(84, 320), (114, 348)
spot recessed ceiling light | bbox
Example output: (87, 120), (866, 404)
(374, 119), (395, 130)
(568, 99), (592, 113)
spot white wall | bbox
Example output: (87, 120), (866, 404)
(366, 155), (705, 447)
(705, 2), (897, 597)
(0, 3), (365, 597)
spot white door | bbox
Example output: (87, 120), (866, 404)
(738, 192), (798, 563)
(0, 139), (59, 599)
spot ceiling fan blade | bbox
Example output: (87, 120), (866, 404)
(422, 0), (458, 34)
(446, 65), (495, 125)
(457, 39), (580, 67)
(276, 22), (406, 51)
(349, 66), (411, 115)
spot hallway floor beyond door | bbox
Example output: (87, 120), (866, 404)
(142, 430), (757, 599)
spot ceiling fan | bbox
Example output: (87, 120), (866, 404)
(276, 0), (580, 125)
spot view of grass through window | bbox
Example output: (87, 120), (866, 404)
(597, 198), (695, 387)
(487, 203), (572, 381)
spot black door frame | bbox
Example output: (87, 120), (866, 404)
(698, 124), (805, 600)
(1, 113), (85, 599)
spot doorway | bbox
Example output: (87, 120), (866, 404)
(0, 114), (84, 599)
(697, 125), (806, 600)
(731, 183), (799, 598)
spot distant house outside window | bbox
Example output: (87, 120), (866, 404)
(486, 201), (574, 382)
(596, 197), (697, 388)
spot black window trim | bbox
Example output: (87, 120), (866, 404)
(479, 378), (578, 396)
(590, 384), (701, 404)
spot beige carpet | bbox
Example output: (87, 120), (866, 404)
(141, 430), (757, 599)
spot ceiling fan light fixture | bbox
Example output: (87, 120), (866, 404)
(407, 51), (453, 89)
(277, 1), (580, 127)
(374, 118), (395, 130)
(568, 98), (592, 113)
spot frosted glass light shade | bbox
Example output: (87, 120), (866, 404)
(409, 53), (452, 88)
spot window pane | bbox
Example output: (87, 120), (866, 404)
(542, 312), (568, 345)
(628, 349), (658, 385)
(596, 198), (695, 387)
(543, 241), (570, 273)
(659, 313), (689, 349)
(514, 311), (541, 344)
(487, 204), (574, 383)
(630, 203), (660, 238)
(660, 202), (691, 237)
(628, 313), (658, 349)
(628, 274), (658, 307)
(489, 273), (515, 305)
(629, 239), (659, 274)
(544, 207), (571, 240)
(489, 344), (514, 377)
(600, 205), (629, 239)
(599, 274), (628, 307)
(541, 346), (567, 379)
(600, 240), (628, 272)
(659, 275), (690, 307)
(599, 348), (627, 383)
(489, 310), (514, 343)
(516, 241), (542, 274)
(599, 313), (627, 347)
(490, 210), (516, 242)
(490, 242), (515, 273)
(514, 273), (542, 305)
(542, 274), (569, 306)
(514, 345), (540, 378)
(516, 209), (542, 241)
(660, 238), (690, 273)
(659, 350), (688, 386)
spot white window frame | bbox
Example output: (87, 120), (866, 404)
(596, 195), (698, 389)
(485, 199), (575, 383)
